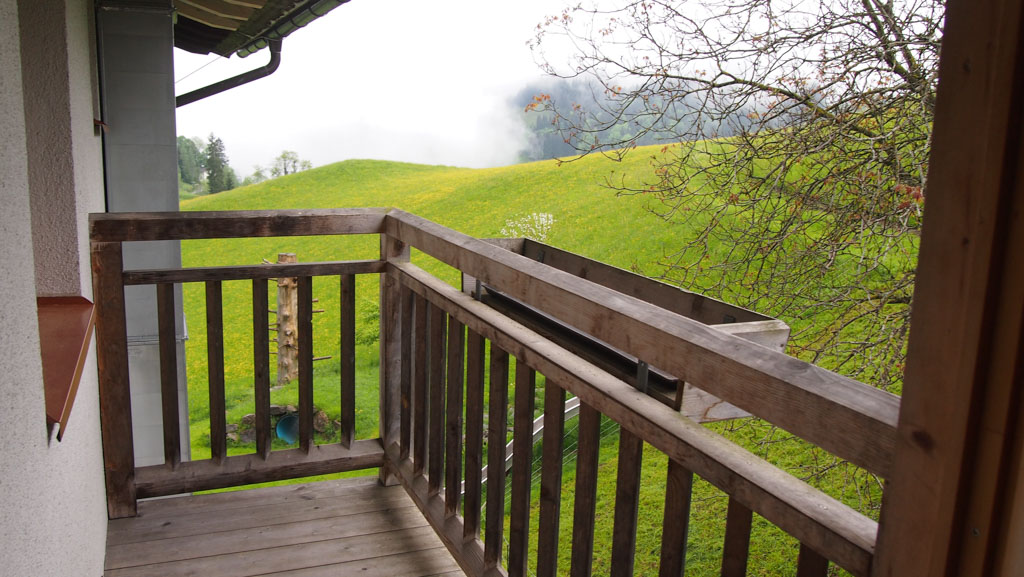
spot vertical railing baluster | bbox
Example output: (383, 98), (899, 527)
(463, 330), (486, 541)
(400, 285), (414, 461)
(721, 498), (753, 577)
(659, 459), (694, 577)
(796, 544), (829, 577)
(444, 318), (465, 518)
(610, 428), (644, 577)
(610, 362), (650, 577)
(484, 343), (510, 568)
(413, 296), (429, 475)
(93, 241), (137, 518)
(428, 305), (447, 495)
(252, 278), (271, 459)
(508, 362), (536, 577)
(570, 402), (602, 577)
(205, 280), (226, 463)
(340, 274), (356, 449)
(297, 276), (314, 453)
(537, 381), (567, 577)
(379, 234), (409, 485)
(157, 283), (181, 468)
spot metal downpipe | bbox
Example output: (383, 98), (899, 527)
(176, 38), (282, 108)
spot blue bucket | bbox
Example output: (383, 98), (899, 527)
(276, 414), (299, 444)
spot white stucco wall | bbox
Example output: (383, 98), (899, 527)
(20, 0), (80, 296)
(68, 0), (105, 297)
(0, 0), (108, 574)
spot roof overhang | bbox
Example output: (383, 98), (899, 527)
(173, 0), (350, 57)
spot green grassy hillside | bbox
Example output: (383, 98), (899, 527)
(178, 151), (688, 442)
(177, 152), (691, 483)
(179, 151), (867, 576)
(182, 154), (683, 272)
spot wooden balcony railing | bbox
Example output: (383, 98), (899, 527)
(90, 208), (900, 577)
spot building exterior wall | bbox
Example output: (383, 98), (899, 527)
(0, 0), (108, 574)
(20, 0), (80, 295)
(97, 2), (190, 467)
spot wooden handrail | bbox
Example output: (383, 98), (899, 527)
(385, 208), (899, 478)
(392, 260), (878, 576)
(90, 213), (391, 515)
(89, 209), (898, 575)
(89, 208), (389, 242)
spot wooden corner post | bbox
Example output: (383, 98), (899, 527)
(379, 232), (410, 485)
(874, 0), (1024, 574)
(91, 241), (137, 518)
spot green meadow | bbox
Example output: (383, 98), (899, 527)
(179, 149), (877, 575)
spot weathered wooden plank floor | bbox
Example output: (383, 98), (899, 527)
(104, 476), (464, 577)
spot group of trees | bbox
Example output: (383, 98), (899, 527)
(177, 136), (313, 193)
(242, 151), (313, 186)
(529, 0), (943, 394)
(176, 134), (237, 194)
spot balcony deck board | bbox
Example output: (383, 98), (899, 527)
(104, 477), (464, 577)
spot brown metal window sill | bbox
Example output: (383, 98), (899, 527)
(38, 296), (96, 441)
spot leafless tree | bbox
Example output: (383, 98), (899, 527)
(530, 0), (942, 393)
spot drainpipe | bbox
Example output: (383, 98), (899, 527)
(176, 38), (282, 108)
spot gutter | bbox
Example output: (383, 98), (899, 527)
(175, 38), (282, 108)
(234, 0), (351, 58)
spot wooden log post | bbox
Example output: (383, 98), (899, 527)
(276, 253), (298, 385)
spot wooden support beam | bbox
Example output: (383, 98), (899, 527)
(177, 0), (254, 20)
(873, 0), (1024, 574)
(224, 0), (265, 8)
(174, 2), (240, 30)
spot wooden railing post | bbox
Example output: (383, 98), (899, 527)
(92, 241), (137, 518)
(380, 233), (410, 485)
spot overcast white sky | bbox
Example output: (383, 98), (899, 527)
(174, 0), (573, 177)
